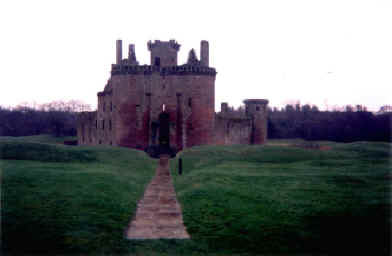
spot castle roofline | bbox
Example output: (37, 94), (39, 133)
(110, 64), (216, 76)
(243, 99), (269, 105)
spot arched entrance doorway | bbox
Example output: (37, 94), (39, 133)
(159, 112), (170, 149)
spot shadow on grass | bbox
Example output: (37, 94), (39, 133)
(304, 204), (391, 255)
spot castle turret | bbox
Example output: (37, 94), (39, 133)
(200, 40), (209, 67)
(244, 99), (269, 144)
(128, 44), (139, 65)
(187, 49), (200, 65)
(116, 40), (122, 65)
(221, 102), (228, 113)
(147, 39), (180, 66)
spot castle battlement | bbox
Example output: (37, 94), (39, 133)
(147, 40), (180, 51)
(111, 64), (216, 76)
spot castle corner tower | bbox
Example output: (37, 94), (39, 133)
(244, 99), (269, 144)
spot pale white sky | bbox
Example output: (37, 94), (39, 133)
(0, 0), (391, 111)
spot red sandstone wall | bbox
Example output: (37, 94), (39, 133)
(185, 75), (215, 147)
(110, 72), (215, 151)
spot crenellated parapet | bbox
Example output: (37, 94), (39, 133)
(111, 64), (216, 76)
(147, 39), (180, 51)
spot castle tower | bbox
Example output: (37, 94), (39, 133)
(244, 99), (269, 144)
(147, 39), (180, 66)
(200, 40), (209, 66)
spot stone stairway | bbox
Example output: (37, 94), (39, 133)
(126, 155), (190, 239)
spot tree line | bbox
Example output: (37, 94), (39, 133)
(1, 101), (390, 142)
(268, 104), (391, 142)
(0, 100), (91, 137)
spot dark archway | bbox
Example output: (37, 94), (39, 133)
(145, 111), (176, 158)
(159, 112), (170, 148)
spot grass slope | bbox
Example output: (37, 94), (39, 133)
(1, 136), (157, 254)
(1, 136), (390, 255)
(171, 141), (391, 254)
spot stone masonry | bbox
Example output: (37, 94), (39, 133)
(77, 39), (269, 152)
(126, 155), (190, 239)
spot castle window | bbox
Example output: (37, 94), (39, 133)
(188, 98), (192, 108)
(154, 57), (160, 66)
(256, 106), (260, 111)
(95, 120), (98, 129)
(103, 102), (106, 112)
(110, 102), (112, 112)
(99, 140), (102, 144)
(109, 120), (112, 130)
(102, 120), (105, 130)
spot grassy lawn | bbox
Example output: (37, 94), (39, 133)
(1, 136), (391, 255)
(171, 140), (391, 255)
(0, 135), (157, 254)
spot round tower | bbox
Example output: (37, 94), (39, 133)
(243, 99), (269, 144)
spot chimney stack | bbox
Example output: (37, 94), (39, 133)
(116, 40), (122, 65)
(200, 40), (209, 67)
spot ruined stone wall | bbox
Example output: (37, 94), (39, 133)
(77, 111), (97, 145)
(213, 101), (269, 145)
(214, 115), (252, 145)
(96, 91), (115, 145)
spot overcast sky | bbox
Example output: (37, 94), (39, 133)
(0, 0), (390, 111)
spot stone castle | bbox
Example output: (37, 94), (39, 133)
(77, 39), (269, 153)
